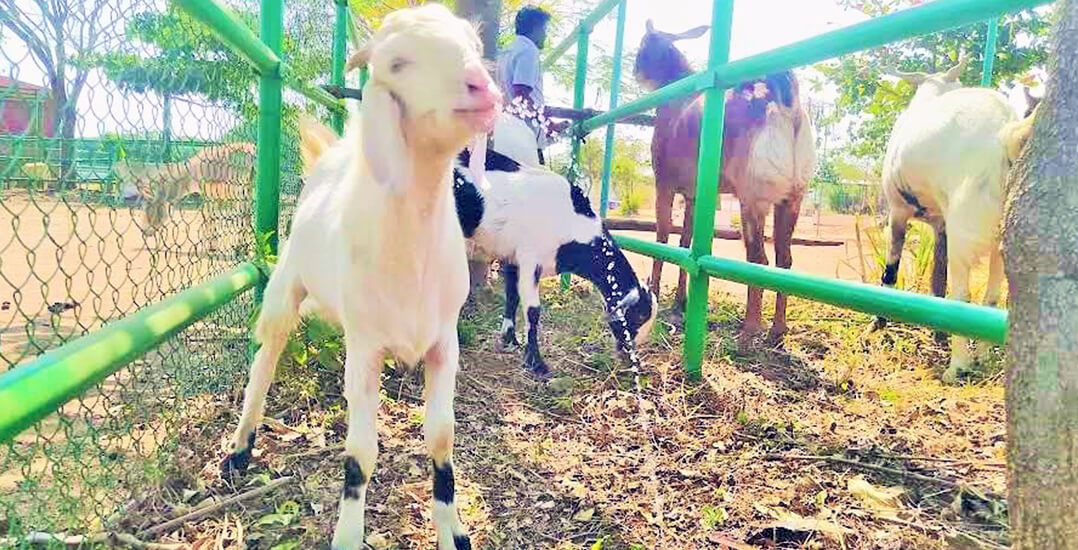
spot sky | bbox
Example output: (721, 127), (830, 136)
(1, 0), (1045, 143)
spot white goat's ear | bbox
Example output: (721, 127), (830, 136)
(468, 134), (488, 190)
(645, 19), (655, 34)
(346, 43), (373, 73)
(674, 25), (710, 41)
(361, 83), (411, 191)
(894, 70), (928, 85)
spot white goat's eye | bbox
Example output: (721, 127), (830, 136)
(390, 58), (409, 73)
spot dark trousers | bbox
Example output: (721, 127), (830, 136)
(537, 149), (545, 165)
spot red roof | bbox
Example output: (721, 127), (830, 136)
(0, 76), (47, 93)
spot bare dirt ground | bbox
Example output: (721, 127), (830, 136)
(2, 191), (1009, 549)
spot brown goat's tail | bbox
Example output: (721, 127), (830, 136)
(297, 115), (339, 177)
(1000, 102), (1040, 162)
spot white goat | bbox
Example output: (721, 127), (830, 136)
(876, 53), (1037, 383)
(453, 144), (657, 378)
(219, 5), (502, 549)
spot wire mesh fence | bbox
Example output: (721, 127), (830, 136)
(0, 0), (335, 541)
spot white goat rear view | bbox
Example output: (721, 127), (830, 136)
(218, 5), (502, 549)
(876, 54), (1037, 383)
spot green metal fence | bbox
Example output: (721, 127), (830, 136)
(0, 0), (1052, 542)
(0, 0), (346, 541)
(548, 0), (1048, 378)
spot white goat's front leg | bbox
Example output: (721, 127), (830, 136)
(222, 267), (303, 473)
(423, 329), (472, 550)
(516, 260), (550, 379)
(331, 333), (382, 550)
(973, 245), (1004, 363)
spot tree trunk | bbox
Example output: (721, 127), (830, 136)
(1002, 1), (1078, 547)
(455, 0), (502, 60)
(52, 80), (77, 191)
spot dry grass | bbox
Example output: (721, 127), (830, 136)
(112, 278), (1008, 550)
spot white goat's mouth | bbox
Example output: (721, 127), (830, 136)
(454, 105), (500, 132)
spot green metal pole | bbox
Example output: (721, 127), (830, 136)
(0, 263), (262, 444)
(255, 0), (283, 303)
(683, 0), (735, 380)
(331, 0), (348, 133)
(981, 17), (999, 87)
(599, 0), (627, 219)
(562, 26), (590, 290)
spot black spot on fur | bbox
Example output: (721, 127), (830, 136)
(569, 183), (596, 218)
(456, 147), (521, 173)
(343, 456), (365, 500)
(882, 262), (899, 286)
(432, 460), (455, 504)
(454, 535), (472, 550)
(899, 189), (927, 218)
(452, 168), (484, 238)
(221, 430), (256, 474)
(523, 306), (550, 378)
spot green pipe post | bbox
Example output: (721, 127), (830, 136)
(697, 256), (1008, 344)
(683, 0), (734, 380)
(255, 0), (283, 303)
(331, 0), (349, 133)
(599, 0), (627, 218)
(613, 235), (696, 272)
(581, 0), (1051, 132)
(981, 17), (999, 87)
(562, 26), (590, 290)
(0, 264), (262, 444)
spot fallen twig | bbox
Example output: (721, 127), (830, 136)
(765, 453), (962, 488)
(1, 531), (184, 549)
(139, 475), (296, 538)
(282, 444), (346, 461)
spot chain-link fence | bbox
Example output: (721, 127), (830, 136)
(0, 0), (335, 541)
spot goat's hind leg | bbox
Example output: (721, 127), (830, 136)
(973, 245), (1004, 363)
(739, 201), (769, 350)
(768, 196), (802, 345)
(498, 262), (521, 351)
(517, 261), (550, 379)
(423, 329), (472, 550)
(222, 264), (305, 473)
(872, 209), (911, 331)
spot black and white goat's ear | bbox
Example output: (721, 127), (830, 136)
(361, 83), (411, 191)
(645, 19), (655, 34)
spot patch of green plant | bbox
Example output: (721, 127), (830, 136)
(700, 504), (727, 529)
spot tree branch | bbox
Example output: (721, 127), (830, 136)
(0, 0), (56, 77)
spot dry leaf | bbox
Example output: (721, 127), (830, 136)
(572, 507), (595, 522)
(848, 475), (905, 515)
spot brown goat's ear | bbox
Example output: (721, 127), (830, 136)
(943, 51), (970, 81)
(346, 43), (373, 73)
(674, 25), (709, 41)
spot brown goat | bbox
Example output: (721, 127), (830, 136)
(633, 21), (816, 347)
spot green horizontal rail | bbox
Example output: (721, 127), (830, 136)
(0, 263), (264, 444)
(175, 0), (343, 113)
(582, 0), (1053, 133)
(696, 256), (1008, 344)
(613, 235), (696, 272)
(543, 0), (622, 68)
(173, 0), (280, 74)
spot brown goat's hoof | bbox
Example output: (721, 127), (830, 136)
(765, 328), (787, 348)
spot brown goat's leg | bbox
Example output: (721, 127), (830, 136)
(930, 223), (949, 345)
(768, 197), (802, 345)
(650, 187), (675, 300)
(675, 196), (695, 310)
(739, 201), (768, 350)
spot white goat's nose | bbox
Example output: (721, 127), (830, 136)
(463, 63), (501, 106)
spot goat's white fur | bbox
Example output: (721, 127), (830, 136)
(491, 113), (542, 167)
(881, 53), (1036, 383)
(223, 5), (500, 549)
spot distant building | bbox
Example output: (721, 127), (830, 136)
(0, 76), (56, 137)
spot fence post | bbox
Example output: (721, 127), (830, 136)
(683, 0), (734, 380)
(562, 26), (591, 289)
(331, 0), (348, 133)
(599, 0), (627, 219)
(981, 17), (999, 87)
(255, 0), (283, 304)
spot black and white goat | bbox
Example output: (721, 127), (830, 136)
(453, 142), (656, 378)
(220, 5), (501, 549)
